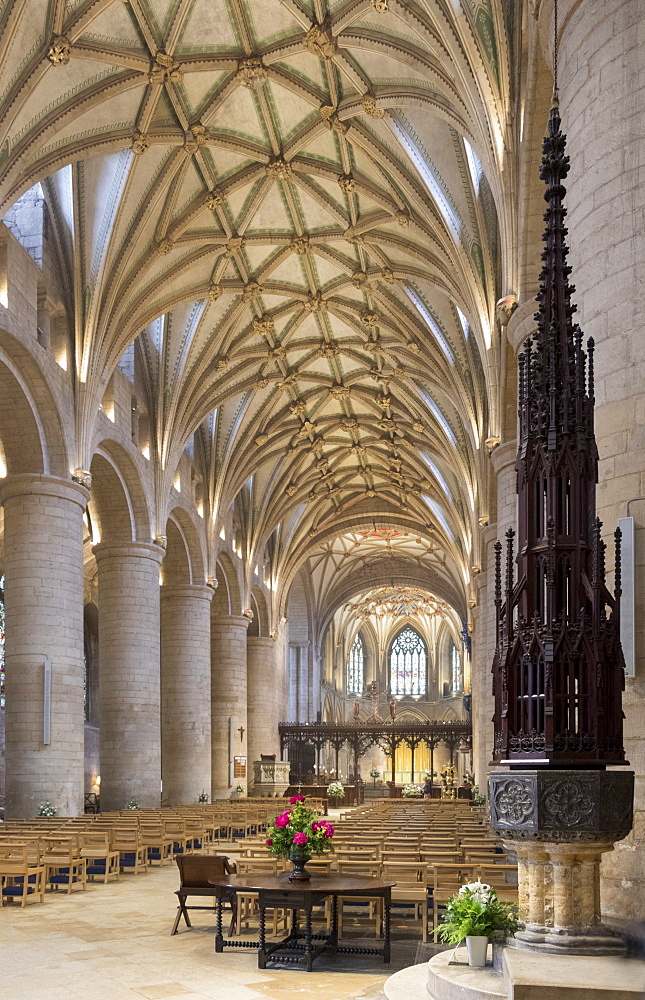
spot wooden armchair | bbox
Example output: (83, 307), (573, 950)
(171, 854), (237, 935)
(0, 843), (46, 906)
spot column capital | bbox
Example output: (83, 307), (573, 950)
(247, 635), (275, 648)
(0, 473), (90, 510)
(506, 297), (538, 356)
(490, 440), (516, 476)
(160, 583), (214, 602)
(212, 613), (250, 630)
(92, 540), (164, 565)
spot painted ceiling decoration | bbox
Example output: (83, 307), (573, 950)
(345, 584), (448, 618)
(0, 0), (512, 623)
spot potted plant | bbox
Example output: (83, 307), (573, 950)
(265, 795), (335, 881)
(124, 798), (139, 810)
(38, 801), (56, 817)
(327, 779), (345, 802)
(197, 790), (209, 803)
(436, 881), (517, 967)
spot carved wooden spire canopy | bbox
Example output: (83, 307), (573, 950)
(492, 102), (626, 768)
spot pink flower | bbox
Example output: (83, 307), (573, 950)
(312, 822), (321, 832)
(321, 822), (334, 838)
(289, 795), (306, 805)
(274, 813), (290, 828)
(293, 832), (309, 846)
(265, 838), (273, 847)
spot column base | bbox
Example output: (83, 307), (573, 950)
(510, 924), (626, 956)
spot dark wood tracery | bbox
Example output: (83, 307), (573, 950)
(492, 102), (626, 768)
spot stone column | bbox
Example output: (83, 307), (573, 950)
(160, 583), (213, 805)
(211, 614), (249, 799)
(93, 541), (163, 810)
(536, 0), (645, 921)
(1, 474), (89, 818)
(297, 643), (310, 722)
(287, 642), (299, 721)
(247, 635), (284, 788)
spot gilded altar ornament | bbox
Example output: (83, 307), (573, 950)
(237, 56), (267, 89)
(266, 157), (293, 180)
(207, 283), (222, 302)
(131, 130), (150, 154)
(149, 51), (183, 85)
(338, 173), (355, 193)
(47, 36), (71, 66)
(362, 95), (384, 119)
(305, 22), (337, 59)
(290, 235), (309, 255)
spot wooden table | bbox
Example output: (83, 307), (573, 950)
(209, 871), (396, 972)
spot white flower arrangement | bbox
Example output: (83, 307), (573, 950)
(235, 784), (244, 794)
(459, 880), (492, 905)
(198, 790), (209, 803)
(369, 767), (380, 779)
(401, 782), (423, 797)
(125, 798), (139, 810)
(327, 780), (345, 799)
(38, 801), (56, 817)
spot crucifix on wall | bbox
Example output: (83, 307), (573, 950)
(238, 726), (245, 742)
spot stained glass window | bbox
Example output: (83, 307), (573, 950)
(347, 633), (364, 695)
(451, 640), (462, 693)
(390, 627), (427, 696)
(0, 576), (5, 709)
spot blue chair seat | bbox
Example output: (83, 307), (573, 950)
(86, 864), (106, 875)
(49, 874), (79, 883)
(3, 885), (35, 895)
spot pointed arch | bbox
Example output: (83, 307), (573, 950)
(389, 626), (428, 697)
(347, 631), (365, 696)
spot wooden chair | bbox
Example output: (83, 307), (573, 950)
(171, 854), (237, 935)
(41, 836), (87, 894)
(139, 822), (174, 866)
(335, 860), (382, 938)
(381, 861), (429, 942)
(0, 844), (46, 906)
(79, 832), (120, 883)
(112, 827), (147, 875)
(429, 864), (474, 933)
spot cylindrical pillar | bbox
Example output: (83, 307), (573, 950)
(160, 583), (213, 805)
(1, 474), (89, 818)
(211, 614), (249, 799)
(247, 636), (282, 777)
(93, 541), (163, 810)
(297, 644), (309, 722)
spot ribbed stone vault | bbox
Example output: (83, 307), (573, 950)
(0, 0), (515, 619)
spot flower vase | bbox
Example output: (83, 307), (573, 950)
(288, 846), (312, 882)
(465, 935), (489, 968)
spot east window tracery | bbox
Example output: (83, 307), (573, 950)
(390, 627), (427, 696)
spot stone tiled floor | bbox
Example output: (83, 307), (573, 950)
(0, 863), (399, 1000)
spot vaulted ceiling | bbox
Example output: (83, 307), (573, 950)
(0, 0), (515, 618)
